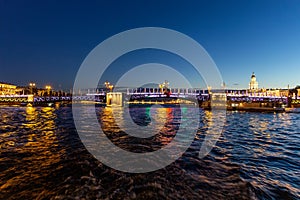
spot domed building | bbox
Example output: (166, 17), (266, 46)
(249, 72), (258, 92)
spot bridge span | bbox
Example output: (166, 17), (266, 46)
(0, 88), (294, 109)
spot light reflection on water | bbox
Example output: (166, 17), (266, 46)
(222, 112), (300, 199)
(0, 106), (65, 199)
(0, 106), (299, 199)
(100, 106), (182, 152)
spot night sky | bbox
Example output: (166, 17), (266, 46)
(1, 0), (300, 90)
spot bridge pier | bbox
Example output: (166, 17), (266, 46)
(106, 92), (123, 107)
(27, 95), (34, 103)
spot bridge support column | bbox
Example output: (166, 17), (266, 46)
(106, 92), (123, 107)
(27, 95), (34, 103)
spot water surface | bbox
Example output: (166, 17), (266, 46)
(0, 106), (299, 199)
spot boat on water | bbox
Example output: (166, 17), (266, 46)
(285, 107), (300, 113)
(201, 93), (287, 112)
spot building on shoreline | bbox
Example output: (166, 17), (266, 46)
(0, 82), (17, 95)
(245, 73), (292, 98)
(249, 72), (259, 92)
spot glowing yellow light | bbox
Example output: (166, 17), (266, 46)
(108, 84), (114, 92)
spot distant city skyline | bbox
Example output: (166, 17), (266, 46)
(1, 1), (299, 90)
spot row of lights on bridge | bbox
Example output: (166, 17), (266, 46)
(29, 82), (52, 90)
(29, 82), (52, 95)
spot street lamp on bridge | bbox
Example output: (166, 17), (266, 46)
(104, 81), (114, 92)
(159, 80), (169, 93)
(29, 82), (36, 94)
(45, 85), (52, 95)
(104, 81), (110, 88)
(108, 84), (114, 92)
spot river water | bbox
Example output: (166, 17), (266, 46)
(0, 105), (299, 199)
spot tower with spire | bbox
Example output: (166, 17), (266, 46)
(249, 72), (258, 92)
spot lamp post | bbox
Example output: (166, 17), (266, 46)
(159, 80), (169, 94)
(108, 84), (114, 92)
(29, 82), (36, 94)
(159, 84), (163, 93)
(163, 80), (169, 89)
(104, 81), (114, 92)
(207, 86), (212, 94)
(45, 85), (52, 96)
(104, 81), (110, 89)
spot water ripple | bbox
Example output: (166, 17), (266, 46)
(0, 106), (299, 199)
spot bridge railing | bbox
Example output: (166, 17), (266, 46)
(33, 95), (106, 102)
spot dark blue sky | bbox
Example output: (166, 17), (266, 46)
(1, 0), (300, 90)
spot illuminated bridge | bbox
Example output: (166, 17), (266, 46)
(0, 87), (294, 108)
